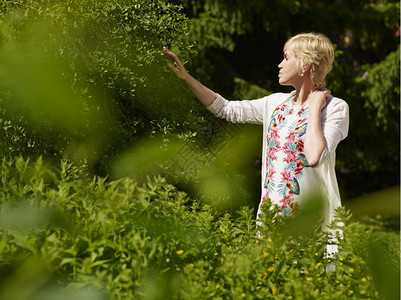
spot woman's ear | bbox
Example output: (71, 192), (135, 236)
(299, 64), (311, 77)
(298, 63), (310, 77)
(301, 64), (311, 73)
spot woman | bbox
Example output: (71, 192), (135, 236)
(164, 33), (349, 240)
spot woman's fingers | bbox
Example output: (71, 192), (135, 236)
(314, 89), (331, 100)
(167, 62), (179, 74)
(163, 47), (173, 58)
(163, 47), (180, 64)
(163, 47), (188, 79)
(308, 89), (331, 110)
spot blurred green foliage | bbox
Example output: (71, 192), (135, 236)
(0, 0), (208, 175)
(0, 157), (399, 299)
(357, 46), (400, 130)
(0, 1), (399, 298)
(345, 186), (400, 231)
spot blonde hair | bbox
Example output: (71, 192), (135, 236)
(284, 33), (334, 89)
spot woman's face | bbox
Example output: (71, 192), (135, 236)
(278, 45), (301, 87)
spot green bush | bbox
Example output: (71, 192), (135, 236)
(0, 0), (208, 174)
(0, 157), (399, 299)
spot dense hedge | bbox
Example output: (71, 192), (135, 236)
(0, 157), (399, 299)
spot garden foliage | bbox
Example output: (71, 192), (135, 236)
(0, 0), (204, 175)
(0, 1), (399, 299)
(0, 157), (399, 299)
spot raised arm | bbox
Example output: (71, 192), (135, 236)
(303, 89), (331, 167)
(163, 48), (217, 107)
(303, 90), (349, 168)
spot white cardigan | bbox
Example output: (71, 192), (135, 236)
(206, 91), (349, 228)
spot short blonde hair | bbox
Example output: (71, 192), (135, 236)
(284, 33), (334, 89)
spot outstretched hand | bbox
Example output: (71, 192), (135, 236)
(162, 47), (218, 106)
(163, 47), (189, 80)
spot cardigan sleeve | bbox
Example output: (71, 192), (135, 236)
(315, 97), (349, 167)
(206, 94), (267, 125)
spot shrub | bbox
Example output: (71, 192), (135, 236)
(0, 157), (398, 299)
(0, 0), (205, 175)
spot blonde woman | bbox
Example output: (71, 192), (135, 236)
(164, 33), (349, 250)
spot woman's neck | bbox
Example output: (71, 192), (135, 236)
(293, 82), (316, 105)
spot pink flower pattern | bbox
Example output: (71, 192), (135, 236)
(261, 98), (309, 216)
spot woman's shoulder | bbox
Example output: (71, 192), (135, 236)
(322, 96), (349, 123)
(326, 96), (349, 111)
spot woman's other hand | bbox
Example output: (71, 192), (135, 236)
(303, 89), (331, 167)
(308, 89), (331, 111)
(163, 47), (189, 80)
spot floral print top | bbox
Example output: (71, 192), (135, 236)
(261, 96), (311, 216)
(206, 92), (349, 229)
